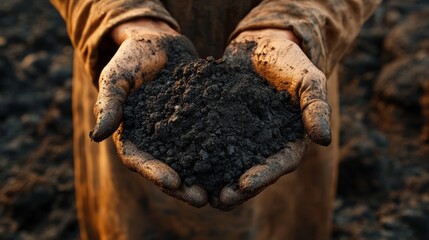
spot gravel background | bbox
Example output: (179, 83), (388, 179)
(0, 0), (428, 239)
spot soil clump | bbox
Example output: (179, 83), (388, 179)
(121, 41), (305, 197)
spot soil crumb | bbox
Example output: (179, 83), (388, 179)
(122, 41), (305, 197)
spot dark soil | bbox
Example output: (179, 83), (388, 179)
(122, 42), (304, 197)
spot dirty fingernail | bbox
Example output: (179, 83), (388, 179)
(89, 124), (100, 142)
(90, 107), (123, 142)
(305, 116), (331, 146)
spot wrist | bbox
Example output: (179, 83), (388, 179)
(111, 18), (179, 45)
(235, 28), (301, 46)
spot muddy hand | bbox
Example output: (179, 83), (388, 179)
(224, 29), (331, 146)
(114, 126), (208, 208)
(90, 18), (207, 207)
(90, 18), (192, 141)
(216, 29), (331, 209)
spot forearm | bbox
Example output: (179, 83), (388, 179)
(231, 0), (382, 76)
(235, 28), (301, 46)
(50, 0), (179, 83)
(111, 18), (179, 45)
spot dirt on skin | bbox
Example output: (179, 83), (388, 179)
(121, 41), (305, 197)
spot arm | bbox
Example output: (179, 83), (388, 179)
(230, 0), (381, 145)
(50, 0), (208, 207)
(231, 0), (382, 76)
(50, 0), (179, 83)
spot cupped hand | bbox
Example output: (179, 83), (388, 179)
(114, 124), (208, 208)
(89, 18), (207, 207)
(215, 29), (331, 210)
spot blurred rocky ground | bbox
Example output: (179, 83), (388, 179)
(0, 0), (428, 239)
(0, 1), (77, 239)
(335, 1), (429, 239)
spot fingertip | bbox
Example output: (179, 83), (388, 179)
(142, 160), (181, 189)
(163, 185), (208, 208)
(184, 186), (208, 208)
(217, 186), (253, 211)
(89, 118), (105, 142)
(219, 187), (239, 206)
(302, 101), (332, 146)
(89, 125), (102, 142)
(90, 119), (120, 142)
(304, 116), (332, 146)
(162, 173), (181, 190)
(90, 101), (123, 142)
(240, 143), (306, 192)
(239, 165), (272, 193)
(317, 127), (332, 146)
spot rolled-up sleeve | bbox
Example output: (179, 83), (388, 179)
(50, 0), (179, 83)
(231, 0), (381, 76)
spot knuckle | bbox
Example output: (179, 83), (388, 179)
(300, 70), (328, 99)
(121, 38), (138, 49)
(99, 65), (121, 87)
(304, 67), (326, 84)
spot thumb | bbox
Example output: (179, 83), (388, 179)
(90, 69), (130, 142)
(89, 38), (167, 142)
(299, 66), (331, 146)
(251, 40), (331, 146)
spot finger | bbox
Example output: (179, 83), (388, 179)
(302, 101), (331, 146)
(215, 186), (261, 211)
(162, 185), (208, 208)
(90, 64), (132, 142)
(239, 138), (308, 192)
(299, 67), (332, 146)
(216, 139), (308, 210)
(90, 39), (167, 142)
(113, 131), (181, 189)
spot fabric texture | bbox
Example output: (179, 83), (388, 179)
(51, 0), (179, 86)
(231, 0), (382, 75)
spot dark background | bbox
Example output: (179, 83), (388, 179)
(0, 0), (428, 239)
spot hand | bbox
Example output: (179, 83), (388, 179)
(113, 124), (208, 208)
(215, 29), (331, 210)
(89, 18), (208, 207)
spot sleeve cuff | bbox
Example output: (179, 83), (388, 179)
(78, 1), (180, 85)
(230, 1), (381, 76)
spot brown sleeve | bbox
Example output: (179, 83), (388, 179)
(231, 0), (381, 76)
(50, 0), (179, 83)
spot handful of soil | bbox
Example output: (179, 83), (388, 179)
(121, 45), (305, 197)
